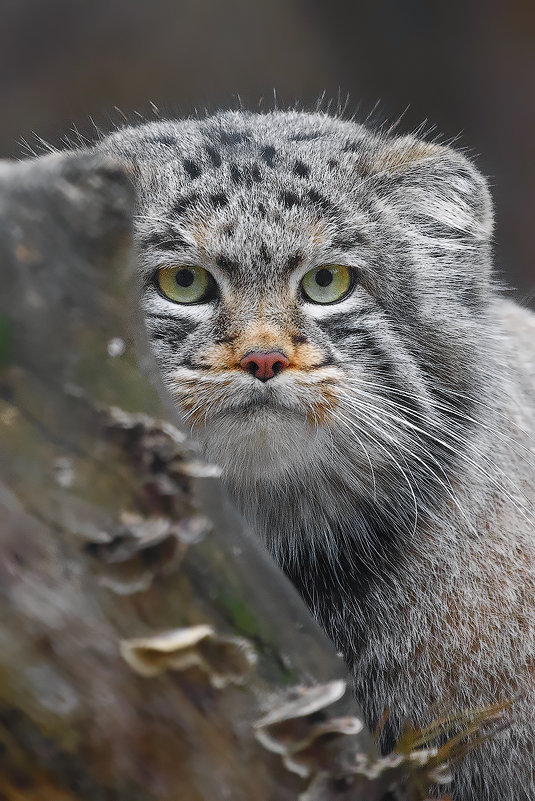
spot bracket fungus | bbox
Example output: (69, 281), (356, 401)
(120, 625), (257, 688)
(254, 680), (366, 778)
(85, 512), (211, 594)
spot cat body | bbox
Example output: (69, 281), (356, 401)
(99, 111), (535, 800)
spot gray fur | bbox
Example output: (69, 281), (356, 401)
(97, 110), (535, 800)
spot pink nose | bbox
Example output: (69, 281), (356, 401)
(239, 350), (290, 382)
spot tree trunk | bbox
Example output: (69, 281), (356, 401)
(0, 152), (445, 800)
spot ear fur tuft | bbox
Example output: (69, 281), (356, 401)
(370, 136), (494, 242)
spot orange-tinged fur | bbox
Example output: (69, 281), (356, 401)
(200, 323), (327, 372)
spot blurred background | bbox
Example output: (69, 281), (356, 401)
(1, 0), (534, 299)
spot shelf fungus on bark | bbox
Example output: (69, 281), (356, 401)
(254, 680), (365, 778)
(252, 681), (452, 799)
(84, 511), (211, 594)
(103, 406), (221, 483)
(120, 625), (258, 687)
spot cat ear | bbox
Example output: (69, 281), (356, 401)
(369, 136), (493, 243)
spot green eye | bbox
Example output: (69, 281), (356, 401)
(301, 264), (353, 304)
(156, 265), (213, 304)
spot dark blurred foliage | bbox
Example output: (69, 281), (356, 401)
(1, 0), (534, 297)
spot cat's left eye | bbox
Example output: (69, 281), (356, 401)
(301, 264), (354, 304)
(155, 265), (215, 304)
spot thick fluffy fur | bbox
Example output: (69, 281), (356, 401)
(98, 111), (535, 799)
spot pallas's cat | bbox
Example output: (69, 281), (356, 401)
(99, 111), (535, 800)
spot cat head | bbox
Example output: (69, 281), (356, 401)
(101, 110), (494, 503)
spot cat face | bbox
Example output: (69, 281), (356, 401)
(102, 111), (494, 498)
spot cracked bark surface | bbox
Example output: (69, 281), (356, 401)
(0, 152), (438, 800)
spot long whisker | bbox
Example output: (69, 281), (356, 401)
(334, 389), (479, 535)
(335, 405), (419, 537)
(343, 379), (535, 530)
(353, 376), (535, 460)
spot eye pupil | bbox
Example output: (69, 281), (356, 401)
(315, 268), (333, 288)
(175, 269), (195, 288)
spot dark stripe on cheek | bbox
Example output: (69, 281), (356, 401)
(315, 354), (339, 367)
(352, 327), (425, 418)
(146, 311), (200, 333)
(181, 356), (211, 370)
(214, 333), (238, 345)
(315, 317), (420, 410)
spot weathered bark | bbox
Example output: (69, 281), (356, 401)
(0, 152), (444, 800)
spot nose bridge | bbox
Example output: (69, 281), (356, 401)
(231, 291), (291, 355)
(234, 316), (292, 362)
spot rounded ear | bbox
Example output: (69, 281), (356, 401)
(368, 136), (493, 243)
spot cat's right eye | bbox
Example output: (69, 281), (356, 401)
(155, 265), (216, 304)
(301, 264), (354, 304)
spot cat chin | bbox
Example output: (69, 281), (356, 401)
(193, 406), (328, 483)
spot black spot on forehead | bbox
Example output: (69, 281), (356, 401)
(280, 190), (301, 209)
(331, 231), (368, 251)
(293, 160), (310, 178)
(289, 131), (324, 141)
(217, 129), (251, 146)
(216, 254), (240, 273)
(342, 141), (363, 153)
(230, 163), (243, 185)
(260, 145), (276, 167)
(204, 143), (222, 167)
(286, 251), (304, 272)
(172, 192), (199, 217)
(222, 222), (236, 238)
(257, 202), (267, 217)
(251, 164), (262, 182)
(203, 123), (252, 147)
(183, 159), (201, 179)
(142, 133), (179, 147)
(210, 192), (229, 208)
(328, 159), (339, 169)
(307, 188), (336, 215)
(259, 243), (270, 263)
